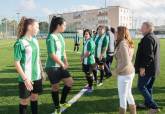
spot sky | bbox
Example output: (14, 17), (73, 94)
(0, 0), (165, 25)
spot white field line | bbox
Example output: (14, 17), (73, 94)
(61, 87), (88, 112)
(1, 48), (86, 113)
(60, 78), (113, 112)
(4, 85), (88, 113)
(59, 49), (113, 112)
(60, 50), (86, 112)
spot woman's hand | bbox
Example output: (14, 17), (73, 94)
(64, 63), (69, 69)
(62, 64), (68, 70)
(140, 68), (145, 77)
(24, 79), (33, 91)
(99, 54), (103, 60)
(61, 62), (68, 70)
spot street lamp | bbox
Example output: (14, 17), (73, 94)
(105, 0), (107, 8)
(16, 12), (20, 22)
(104, 0), (107, 26)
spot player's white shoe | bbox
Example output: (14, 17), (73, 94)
(97, 82), (103, 87)
(52, 107), (61, 114)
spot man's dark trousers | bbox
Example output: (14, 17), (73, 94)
(137, 75), (158, 109)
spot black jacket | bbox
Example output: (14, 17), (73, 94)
(135, 33), (160, 76)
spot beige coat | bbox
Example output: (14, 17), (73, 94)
(115, 40), (134, 75)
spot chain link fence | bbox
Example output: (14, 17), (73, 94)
(0, 16), (81, 39)
(0, 16), (165, 39)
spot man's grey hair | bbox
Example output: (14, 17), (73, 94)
(143, 21), (155, 32)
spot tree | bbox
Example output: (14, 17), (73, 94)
(39, 21), (48, 34)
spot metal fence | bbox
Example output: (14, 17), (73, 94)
(0, 16), (165, 39)
(0, 16), (82, 39)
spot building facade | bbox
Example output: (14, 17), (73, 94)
(49, 6), (133, 31)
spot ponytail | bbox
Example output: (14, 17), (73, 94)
(17, 16), (26, 38)
(17, 16), (37, 39)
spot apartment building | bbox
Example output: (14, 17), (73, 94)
(49, 6), (133, 31)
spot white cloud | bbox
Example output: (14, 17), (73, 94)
(18, 0), (36, 11)
(110, 0), (147, 10)
(109, 0), (165, 25)
(42, 7), (53, 15)
(15, 0), (165, 25)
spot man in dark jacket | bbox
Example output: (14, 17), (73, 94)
(135, 22), (160, 114)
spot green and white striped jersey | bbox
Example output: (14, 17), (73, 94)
(14, 36), (41, 82)
(82, 38), (95, 65)
(94, 34), (109, 58)
(45, 33), (65, 68)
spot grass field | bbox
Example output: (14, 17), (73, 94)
(0, 38), (164, 114)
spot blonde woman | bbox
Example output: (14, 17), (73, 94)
(114, 26), (136, 114)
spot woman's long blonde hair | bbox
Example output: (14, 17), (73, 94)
(116, 26), (134, 48)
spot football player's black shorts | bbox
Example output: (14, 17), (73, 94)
(46, 67), (71, 84)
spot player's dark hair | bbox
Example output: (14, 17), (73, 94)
(111, 27), (115, 34)
(83, 29), (92, 37)
(49, 16), (65, 34)
(105, 26), (110, 33)
(97, 25), (105, 31)
(17, 16), (36, 38)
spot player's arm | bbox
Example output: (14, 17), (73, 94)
(101, 48), (107, 56)
(14, 42), (28, 81)
(50, 53), (65, 67)
(100, 36), (109, 57)
(84, 41), (92, 57)
(14, 42), (33, 91)
(80, 49), (84, 62)
(50, 53), (64, 66)
(64, 50), (69, 66)
(15, 61), (28, 82)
